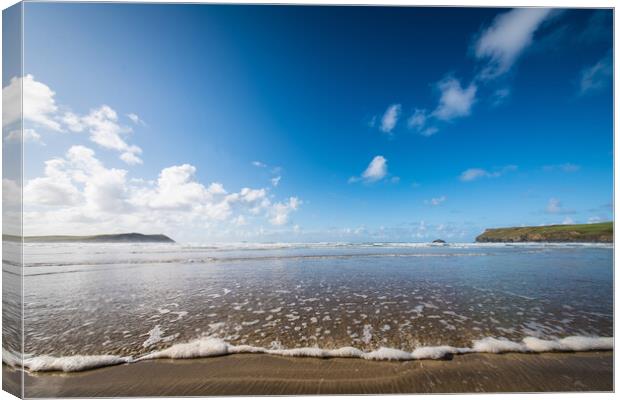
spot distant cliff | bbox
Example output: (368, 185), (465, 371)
(475, 222), (613, 243)
(16, 233), (175, 243)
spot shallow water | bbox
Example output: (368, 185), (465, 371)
(6, 242), (614, 370)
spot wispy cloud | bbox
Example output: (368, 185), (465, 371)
(545, 198), (575, 215)
(380, 104), (401, 133)
(127, 113), (146, 126)
(474, 8), (554, 80)
(432, 77), (477, 121)
(252, 160), (267, 168)
(542, 163), (580, 173)
(459, 165), (517, 182)
(491, 88), (511, 106)
(349, 155), (388, 183)
(407, 109), (427, 130)
(379, 9), (560, 137)
(425, 195), (446, 206)
(579, 53), (612, 95)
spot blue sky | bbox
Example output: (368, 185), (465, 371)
(4, 4), (613, 242)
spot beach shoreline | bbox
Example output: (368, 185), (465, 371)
(5, 351), (613, 397)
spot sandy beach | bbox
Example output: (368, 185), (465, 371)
(3, 351), (613, 397)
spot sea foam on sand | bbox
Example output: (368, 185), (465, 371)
(4, 335), (612, 373)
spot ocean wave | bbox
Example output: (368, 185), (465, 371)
(24, 252), (493, 271)
(4, 335), (613, 373)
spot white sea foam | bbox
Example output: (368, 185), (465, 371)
(4, 335), (612, 373)
(2, 348), (132, 373)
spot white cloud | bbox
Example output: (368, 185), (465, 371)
(24, 147), (302, 236)
(270, 197), (301, 225)
(362, 156), (388, 181)
(271, 176), (281, 187)
(61, 112), (85, 132)
(3, 75), (62, 131)
(407, 109), (438, 136)
(475, 8), (553, 79)
(120, 151), (143, 165)
(4, 76), (143, 165)
(24, 160), (83, 207)
(546, 198), (561, 213)
(350, 155), (388, 183)
(420, 127), (438, 137)
(407, 109), (427, 131)
(545, 198), (574, 215)
(81, 105), (142, 164)
(579, 53), (612, 95)
(3, 178), (22, 207)
(5, 128), (44, 145)
(380, 104), (401, 133)
(432, 78), (477, 121)
(542, 163), (580, 173)
(459, 165), (517, 182)
(562, 217), (575, 225)
(460, 168), (490, 182)
(232, 215), (247, 226)
(368, 115), (377, 128)
(24, 145), (129, 211)
(491, 88), (511, 105)
(127, 113), (146, 126)
(588, 216), (602, 224)
(425, 195), (446, 206)
(252, 161), (267, 168)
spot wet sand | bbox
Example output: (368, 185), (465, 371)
(4, 351), (613, 397)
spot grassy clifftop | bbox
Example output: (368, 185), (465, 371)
(476, 222), (613, 243)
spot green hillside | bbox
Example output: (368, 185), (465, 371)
(476, 222), (613, 243)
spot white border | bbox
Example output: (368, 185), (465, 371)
(0, 1), (616, 400)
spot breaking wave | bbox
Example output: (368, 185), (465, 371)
(4, 335), (613, 373)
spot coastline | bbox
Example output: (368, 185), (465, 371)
(5, 351), (613, 396)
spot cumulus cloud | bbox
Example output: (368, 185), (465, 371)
(350, 155), (388, 183)
(23, 146), (302, 235)
(459, 165), (517, 182)
(474, 8), (553, 80)
(432, 78), (477, 121)
(61, 112), (85, 132)
(425, 195), (446, 206)
(81, 105), (143, 164)
(3, 76), (143, 165)
(5, 128), (44, 145)
(269, 197), (301, 225)
(579, 53), (612, 95)
(380, 104), (401, 133)
(252, 161), (267, 168)
(2, 75), (62, 131)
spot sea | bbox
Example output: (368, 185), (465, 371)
(2, 241), (614, 372)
